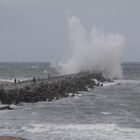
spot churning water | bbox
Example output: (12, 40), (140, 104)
(0, 62), (140, 140)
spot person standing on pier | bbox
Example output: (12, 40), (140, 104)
(14, 78), (17, 84)
(33, 77), (36, 84)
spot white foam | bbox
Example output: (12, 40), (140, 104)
(114, 79), (140, 86)
(21, 123), (140, 140)
(92, 78), (118, 87)
(22, 123), (118, 133)
(101, 81), (119, 87)
(101, 112), (111, 115)
(99, 79), (140, 87)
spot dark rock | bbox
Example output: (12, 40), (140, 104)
(0, 106), (14, 110)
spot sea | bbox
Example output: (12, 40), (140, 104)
(0, 62), (140, 140)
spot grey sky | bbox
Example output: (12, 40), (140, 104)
(0, 0), (139, 62)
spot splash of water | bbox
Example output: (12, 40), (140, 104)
(61, 16), (125, 79)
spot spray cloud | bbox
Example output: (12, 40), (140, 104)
(61, 16), (125, 79)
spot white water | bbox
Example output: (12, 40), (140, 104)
(100, 79), (140, 87)
(61, 16), (125, 79)
(1, 115), (140, 140)
(21, 123), (140, 140)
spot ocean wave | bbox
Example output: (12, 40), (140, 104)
(114, 79), (140, 86)
(20, 123), (140, 140)
(99, 79), (140, 87)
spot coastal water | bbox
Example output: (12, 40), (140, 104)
(0, 62), (57, 82)
(0, 62), (140, 140)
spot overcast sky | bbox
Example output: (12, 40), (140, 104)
(0, 0), (140, 62)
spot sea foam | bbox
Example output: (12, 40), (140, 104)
(60, 15), (125, 79)
(21, 123), (140, 140)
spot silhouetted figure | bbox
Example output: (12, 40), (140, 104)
(97, 82), (100, 86)
(101, 83), (103, 87)
(33, 77), (35, 83)
(14, 78), (17, 84)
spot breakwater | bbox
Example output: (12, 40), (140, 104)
(0, 72), (110, 105)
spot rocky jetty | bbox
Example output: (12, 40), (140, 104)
(0, 72), (110, 105)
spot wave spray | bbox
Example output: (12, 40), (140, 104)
(61, 16), (125, 79)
